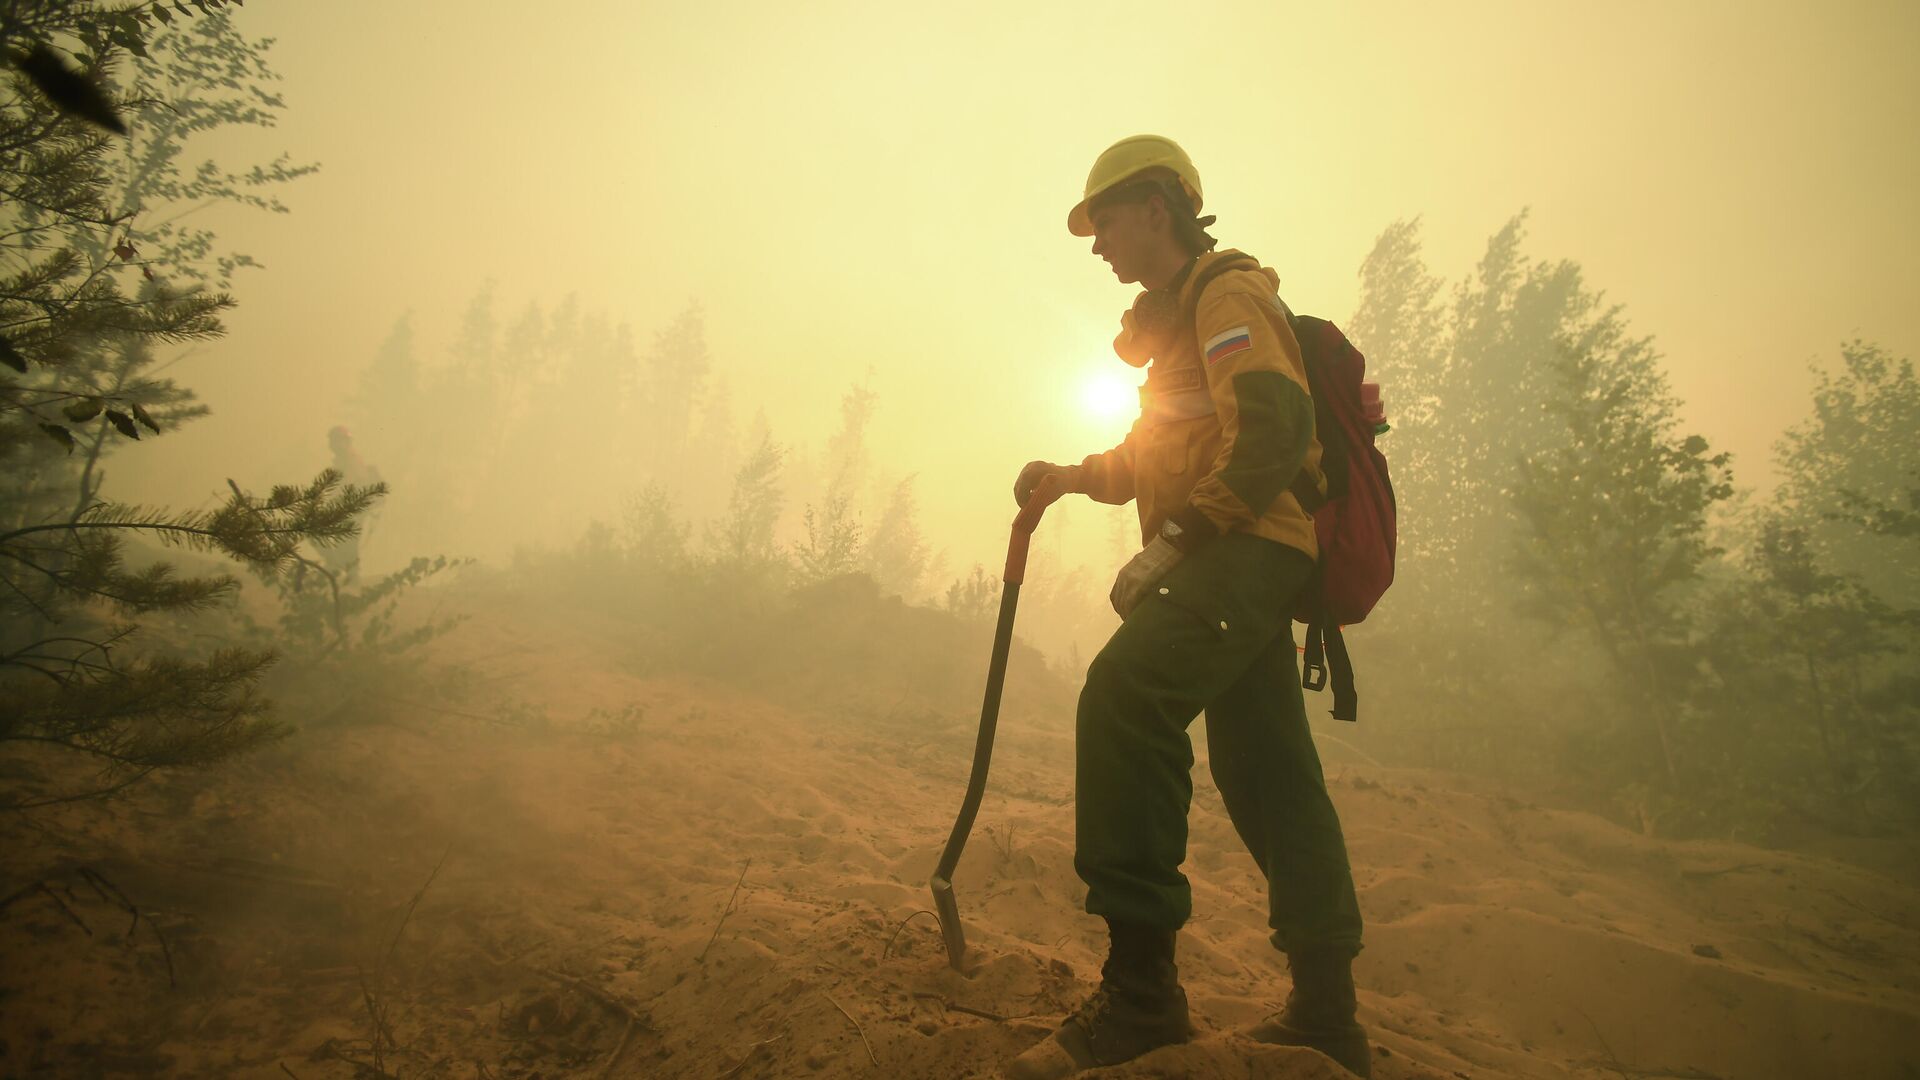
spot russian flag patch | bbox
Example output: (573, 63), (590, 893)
(1203, 326), (1253, 365)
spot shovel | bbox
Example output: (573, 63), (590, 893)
(930, 474), (1069, 973)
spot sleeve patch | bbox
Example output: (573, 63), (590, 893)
(1203, 326), (1253, 365)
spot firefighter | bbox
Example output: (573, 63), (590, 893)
(1006, 135), (1370, 1079)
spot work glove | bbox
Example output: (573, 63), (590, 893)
(1014, 461), (1080, 507)
(1110, 536), (1184, 619)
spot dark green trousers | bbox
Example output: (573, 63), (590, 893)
(1075, 532), (1363, 956)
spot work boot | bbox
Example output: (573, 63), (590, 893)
(1246, 947), (1372, 1078)
(1006, 920), (1192, 1079)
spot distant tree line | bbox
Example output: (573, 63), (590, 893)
(1349, 213), (1917, 838)
(346, 292), (946, 602)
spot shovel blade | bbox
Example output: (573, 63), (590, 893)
(930, 874), (968, 972)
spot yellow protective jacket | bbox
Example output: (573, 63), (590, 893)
(1075, 249), (1324, 559)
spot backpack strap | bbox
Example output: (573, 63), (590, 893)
(1323, 621), (1358, 722)
(1301, 618), (1329, 692)
(1289, 315), (1341, 513)
(1180, 252), (1261, 328)
(1297, 571), (1360, 722)
(1301, 616), (1359, 721)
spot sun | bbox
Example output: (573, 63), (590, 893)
(1082, 371), (1138, 419)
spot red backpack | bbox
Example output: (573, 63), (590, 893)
(1286, 315), (1397, 722)
(1184, 256), (1397, 721)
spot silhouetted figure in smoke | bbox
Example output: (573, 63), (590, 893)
(323, 425), (382, 583)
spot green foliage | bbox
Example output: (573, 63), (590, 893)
(621, 481), (690, 574)
(0, 646), (285, 809)
(1, 470), (383, 799)
(713, 433), (787, 570)
(795, 492), (862, 581)
(1662, 584), (1908, 835)
(866, 475), (930, 596)
(942, 563), (999, 621)
(230, 543), (468, 718)
(0, 264), (227, 457)
(1775, 340), (1919, 610)
(1345, 218), (1446, 499)
(1509, 308), (1735, 784)
(2, 4), (303, 453)
(1396, 213), (1577, 602)
(0, 1), (365, 807)
(511, 505), (1063, 717)
(1346, 214), (1916, 838)
(97, 8), (318, 286)
(824, 383), (875, 496)
(243, 550), (465, 662)
(788, 384), (884, 583)
(1346, 214), (1620, 750)
(496, 379), (1007, 705)
(5, 471), (383, 620)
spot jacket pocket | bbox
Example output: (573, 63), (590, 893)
(1157, 420), (1203, 477)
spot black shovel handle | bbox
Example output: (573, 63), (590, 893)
(931, 476), (1068, 971)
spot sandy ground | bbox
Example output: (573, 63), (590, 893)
(4, 589), (1918, 1080)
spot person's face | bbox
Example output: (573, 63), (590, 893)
(1089, 193), (1169, 285)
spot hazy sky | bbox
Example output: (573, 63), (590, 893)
(118, 0), (1920, 575)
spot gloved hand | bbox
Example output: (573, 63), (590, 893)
(1014, 461), (1080, 507)
(1110, 536), (1184, 619)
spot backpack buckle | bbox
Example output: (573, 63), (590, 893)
(1301, 620), (1329, 692)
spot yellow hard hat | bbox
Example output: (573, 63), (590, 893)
(1067, 134), (1204, 237)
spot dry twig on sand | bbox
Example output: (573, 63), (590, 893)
(721, 1030), (789, 1078)
(381, 847), (452, 975)
(357, 847), (453, 1076)
(987, 825), (1016, 863)
(826, 993), (878, 1066)
(1578, 1064), (1725, 1080)
(883, 909), (939, 959)
(3, 870), (179, 988)
(699, 857), (752, 963)
(356, 969), (397, 1076)
(0, 880), (91, 934)
(1316, 731), (1383, 767)
(1678, 863), (1761, 880)
(76, 868), (177, 989)
(910, 991), (1040, 1025)
(598, 1016), (639, 1080)
(1576, 1006), (1639, 1080)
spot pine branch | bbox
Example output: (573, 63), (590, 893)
(1, 645), (286, 806)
